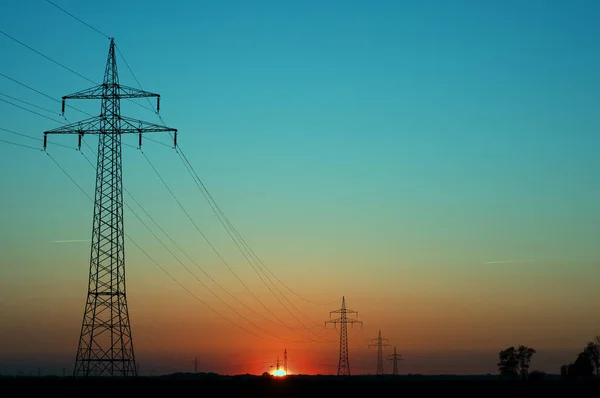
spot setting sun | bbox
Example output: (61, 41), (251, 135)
(272, 369), (286, 377)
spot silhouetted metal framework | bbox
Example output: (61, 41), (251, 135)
(284, 349), (287, 374)
(42, 38), (177, 377)
(325, 296), (362, 376)
(368, 330), (389, 375)
(386, 346), (403, 375)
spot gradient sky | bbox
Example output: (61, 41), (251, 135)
(1, 0), (600, 376)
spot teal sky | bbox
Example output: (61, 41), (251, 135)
(1, 0), (600, 376)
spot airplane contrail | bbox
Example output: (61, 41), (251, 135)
(52, 239), (90, 243)
(484, 259), (536, 264)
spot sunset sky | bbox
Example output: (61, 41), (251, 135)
(1, 0), (600, 376)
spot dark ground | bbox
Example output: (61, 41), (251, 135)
(0, 373), (596, 397)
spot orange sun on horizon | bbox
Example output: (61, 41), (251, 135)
(272, 369), (286, 377)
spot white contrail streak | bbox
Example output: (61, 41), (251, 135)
(52, 239), (90, 243)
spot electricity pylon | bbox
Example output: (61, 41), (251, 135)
(325, 296), (362, 376)
(368, 330), (389, 375)
(43, 38), (177, 377)
(270, 356), (281, 373)
(386, 346), (403, 375)
(284, 349), (287, 374)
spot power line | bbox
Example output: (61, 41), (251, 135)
(77, 148), (313, 344)
(0, 76), (172, 151)
(0, 29), (95, 84)
(177, 149), (331, 338)
(83, 143), (280, 327)
(45, 142), (290, 346)
(178, 150), (338, 307)
(0, 71), (94, 117)
(144, 136), (173, 149)
(0, 126), (77, 150)
(0, 91), (64, 117)
(115, 44), (156, 112)
(0, 30), (156, 114)
(176, 165), (329, 338)
(80, 140), (325, 343)
(45, 0), (111, 39)
(69, 23), (333, 337)
(10, 6), (335, 321)
(46, 152), (91, 200)
(114, 43), (338, 324)
(0, 138), (42, 152)
(0, 85), (136, 151)
(1, 80), (306, 350)
(170, 145), (335, 338)
(139, 151), (324, 342)
(0, 97), (65, 124)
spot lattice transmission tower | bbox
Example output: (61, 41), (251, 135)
(42, 38), (177, 377)
(325, 296), (362, 376)
(368, 330), (389, 375)
(284, 349), (287, 374)
(386, 346), (403, 375)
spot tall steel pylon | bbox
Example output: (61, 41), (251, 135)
(325, 296), (362, 376)
(368, 330), (389, 375)
(284, 349), (287, 374)
(386, 346), (403, 375)
(43, 38), (177, 377)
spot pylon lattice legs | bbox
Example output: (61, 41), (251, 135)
(338, 311), (350, 376)
(73, 41), (136, 377)
(42, 38), (177, 377)
(326, 296), (361, 376)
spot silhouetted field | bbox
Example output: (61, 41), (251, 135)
(1, 373), (597, 397)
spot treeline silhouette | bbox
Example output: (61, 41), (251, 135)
(497, 336), (600, 381)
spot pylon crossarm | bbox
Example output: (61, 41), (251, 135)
(44, 116), (101, 135)
(345, 319), (362, 324)
(43, 115), (178, 150)
(44, 115), (176, 135)
(119, 116), (177, 134)
(62, 84), (160, 115)
(115, 84), (160, 100)
(62, 85), (105, 102)
(63, 84), (159, 100)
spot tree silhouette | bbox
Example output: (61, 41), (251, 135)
(571, 351), (595, 380)
(592, 337), (600, 378)
(498, 347), (518, 379)
(561, 345), (596, 381)
(516, 345), (536, 380)
(584, 341), (599, 378)
(497, 345), (536, 380)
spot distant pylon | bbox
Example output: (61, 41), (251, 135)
(325, 296), (362, 376)
(284, 349), (287, 374)
(43, 38), (177, 377)
(368, 330), (389, 375)
(270, 356), (281, 372)
(386, 346), (403, 375)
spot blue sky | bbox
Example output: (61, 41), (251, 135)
(1, 0), (600, 375)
